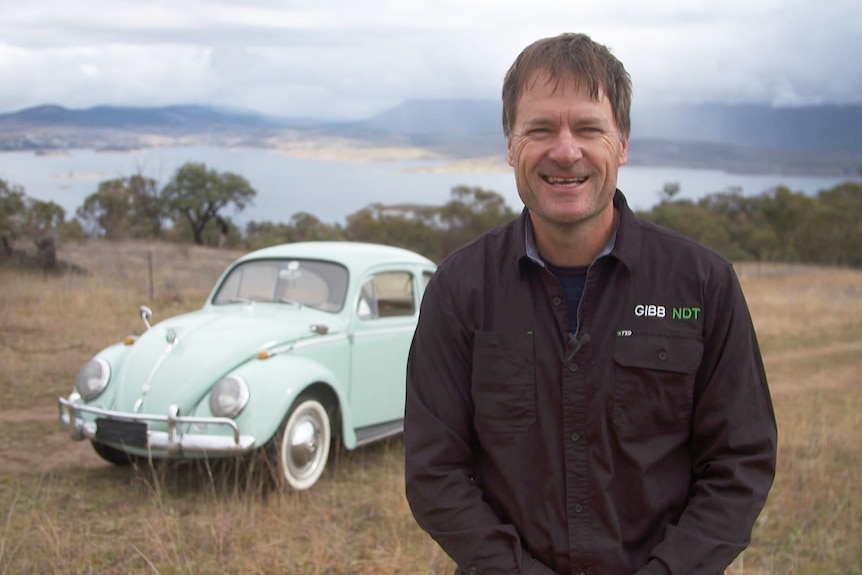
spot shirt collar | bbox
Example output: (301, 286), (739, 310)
(523, 203), (619, 268)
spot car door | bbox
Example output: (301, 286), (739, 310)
(348, 268), (418, 429)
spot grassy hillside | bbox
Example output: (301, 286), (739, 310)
(1, 240), (860, 573)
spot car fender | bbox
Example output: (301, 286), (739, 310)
(94, 341), (135, 369)
(228, 354), (360, 450)
(75, 342), (134, 411)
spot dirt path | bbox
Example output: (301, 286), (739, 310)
(3, 404), (62, 423)
(2, 341), (858, 475)
(1, 400), (105, 473)
(763, 340), (862, 368)
(763, 340), (862, 395)
(0, 425), (102, 474)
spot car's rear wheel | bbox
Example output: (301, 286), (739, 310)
(90, 440), (143, 466)
(275, 396), (332, 490)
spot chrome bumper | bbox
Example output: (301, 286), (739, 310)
(58, 396), (256, 456)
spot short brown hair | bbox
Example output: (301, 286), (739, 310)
(502, 33), (632, 139)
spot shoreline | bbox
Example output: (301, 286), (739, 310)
(3, 138), (860, 179)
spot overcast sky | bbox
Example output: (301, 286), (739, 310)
(1, 0), (859, 120)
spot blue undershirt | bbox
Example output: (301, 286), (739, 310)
(545, 262), (589, 333)
(522, 209), (618, 334)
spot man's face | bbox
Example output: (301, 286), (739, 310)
(507, 71), (628, 232)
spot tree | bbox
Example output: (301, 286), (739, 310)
(23, 198), (66, 269)
(244, 221), (295, 251)
(77, 178), (133, 239)
(343, 187), (516, 261)
(816, 181), (862, 267)
(162, 162), (257, 245)
(76, 174), (163, 239)
(244, 213), (344, 251)
(127, 174), (164, 239)
(286, 212), (343, 242)
(759, 186), (817, 263)
(642, 199), (739, 258)
(0, 178), (66, 269)
(0, 179), (26, 257)
(659, 181), (681, 203)
(345, 203), (438, 258)
(436, 186), (517, 256)
(698, 187), (778, 262)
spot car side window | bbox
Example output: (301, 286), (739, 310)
(358, 271), (414, 320)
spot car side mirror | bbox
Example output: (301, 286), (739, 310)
(139, 305), (154, 330)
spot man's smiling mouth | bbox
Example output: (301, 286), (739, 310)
(543, 176), (588, 185)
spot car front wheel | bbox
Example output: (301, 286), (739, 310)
(90, 440), (143, 466)
(276, 397), (332, 490)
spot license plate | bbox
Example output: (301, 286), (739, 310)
(95, 418), (148, 448)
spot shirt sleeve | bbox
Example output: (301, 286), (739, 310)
(404, 271), (557, 575)
(644, 263), (778, 574)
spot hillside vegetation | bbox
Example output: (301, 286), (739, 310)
(4, 169), (862, 271)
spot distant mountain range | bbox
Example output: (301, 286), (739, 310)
(1, 100), (861, 177)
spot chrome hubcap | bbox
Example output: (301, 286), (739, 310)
(287, 414), (321, 478)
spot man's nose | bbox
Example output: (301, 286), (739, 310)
(548, 130), (583, 165)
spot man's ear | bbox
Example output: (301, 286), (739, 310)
(618, 137), (628, 166)
(507, 138), (514, 167)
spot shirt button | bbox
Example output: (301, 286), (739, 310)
(569, 363), (578, 372)
(571, 432), (580, 442)
(658, 350), (668, 361)
(468, 568), (477, 575)
(575, 504), (583, 513)
(552, 297), (562, 306)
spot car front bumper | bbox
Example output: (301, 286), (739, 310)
(58, 396), (256, 457)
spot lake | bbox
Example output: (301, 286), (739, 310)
(0, 146), (852, 226)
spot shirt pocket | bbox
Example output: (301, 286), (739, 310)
(472, 330), (536, 434)
(612, 333), (703, 437)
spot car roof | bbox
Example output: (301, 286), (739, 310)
(236, 241), (436, 270)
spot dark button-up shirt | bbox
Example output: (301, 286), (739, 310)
(404, 191), (777, 575)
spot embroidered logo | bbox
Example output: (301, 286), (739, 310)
(633, 304), (701, 320)
(671, 306), (701, 319)
(634, 304), (665, 318)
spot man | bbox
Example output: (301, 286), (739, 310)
(404, 33), (777, 575)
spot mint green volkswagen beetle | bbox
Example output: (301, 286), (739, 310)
(59, 242), (436, 490)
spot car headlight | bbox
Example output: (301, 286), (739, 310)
(76, 358), (110, 401)
(209, 376), (250, 418)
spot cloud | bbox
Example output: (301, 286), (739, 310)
(0, 0), (859, 118)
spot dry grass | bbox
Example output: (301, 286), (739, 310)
(0, 441), (451, 574)
(0, 240), (240, 408)
(1, 243), (860, 574)
(736, 261), (862, 353)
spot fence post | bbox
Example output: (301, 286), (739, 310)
(148, 250), (154, 302)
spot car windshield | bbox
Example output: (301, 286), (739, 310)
(212, 258), (349, 312)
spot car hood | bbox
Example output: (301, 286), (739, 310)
(107, 305), (341, 415)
